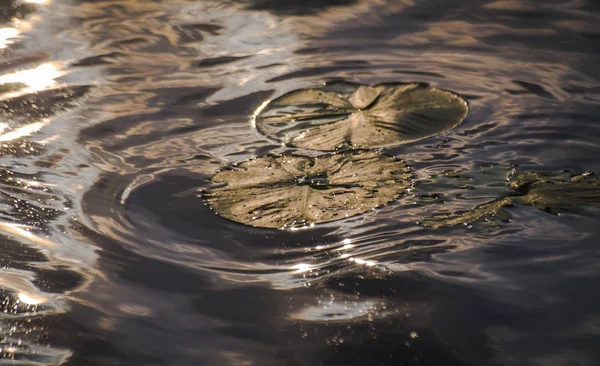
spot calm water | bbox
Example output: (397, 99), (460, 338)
(1, 0), (599, 365)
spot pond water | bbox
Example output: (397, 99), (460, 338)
(1, 0), (599, 365)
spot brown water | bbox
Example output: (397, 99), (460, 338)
(1, 0), (600, 365)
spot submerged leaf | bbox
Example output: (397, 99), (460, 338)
(423, 198), (514, 228)
(255, 81), (468, 151)
(204, 150), (413, 229)
(510, 170), (600, 213)
(423, 170), (600, 228)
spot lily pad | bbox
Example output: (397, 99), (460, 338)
(203, 150), (413, 229)
(423, 170), (600, 228)
(255, 82), (468, 151)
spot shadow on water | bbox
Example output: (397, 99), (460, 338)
(0, 0), (598, 365)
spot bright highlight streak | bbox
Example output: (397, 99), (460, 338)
(18, 292), (44, 305)
(338, 244), (354, 251)
(292, 263), (313, 273)
(350, 257), (377, 267)
(288, 222), (315, 231)
(0, 63), (64, 95)
(0, 121), (46, 142)
(0, 222), (57, 248)
(250, 99), (271, 128)
(0, 28), (19, 49)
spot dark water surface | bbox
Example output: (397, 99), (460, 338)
(1, 0), (600, 365)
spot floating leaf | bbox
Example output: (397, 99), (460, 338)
(423, 170), (600, 228)
(255, 82), (468, 151)
(204, 150), (413, 229)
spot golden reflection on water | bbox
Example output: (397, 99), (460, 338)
(287, 0), (415, 36)
(0, 222), (57, 249)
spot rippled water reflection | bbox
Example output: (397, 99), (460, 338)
(0, 0), (599, 364)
